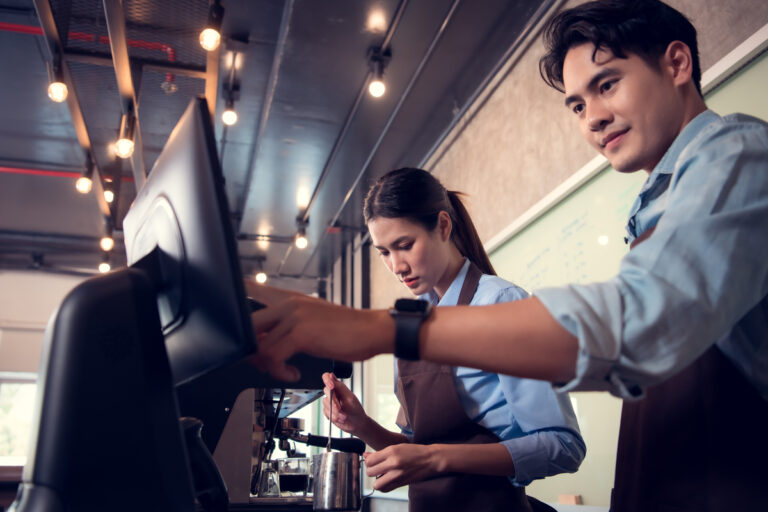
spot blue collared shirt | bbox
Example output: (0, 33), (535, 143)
(396, 259), (586, 486)
(536, 110), (768, 400)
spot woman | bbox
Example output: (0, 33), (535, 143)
(321, 168), (585, 512)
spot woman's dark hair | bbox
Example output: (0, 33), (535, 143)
(363, 167), (496, 276)
(539, 0), (701, 95)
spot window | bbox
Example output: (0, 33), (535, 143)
(0, 373), (37, 467)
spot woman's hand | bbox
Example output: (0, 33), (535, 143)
(365, 443), (516, 491)
(364, 444), (443, 492)
(248, 285), (394, 381)
(322, 373), (370, 437)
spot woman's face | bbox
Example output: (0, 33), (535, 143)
(368, 213), (453, 297)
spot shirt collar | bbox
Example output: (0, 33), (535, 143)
(642, 109), (719, 186)
(421, 258), (470, 306)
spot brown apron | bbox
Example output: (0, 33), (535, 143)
(396, 262), (546, 512)
(611, 228), (768, 511)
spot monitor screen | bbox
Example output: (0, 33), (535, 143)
(123, 97), (254, 385)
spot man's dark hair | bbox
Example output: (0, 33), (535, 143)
(539, 0), (701, 95)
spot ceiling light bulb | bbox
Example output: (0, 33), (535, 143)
(104, 189), (115, 203)
(114, 138), (134, 159)
(222, 107), (238, 126)
(100, 236), (115, 252)
(255, 271), (267, 284)
(295, 233), (308, 250)
(98, 261), (111, 273)
(75, 176), (93, 194)
(199, 28), (221, 51)
(47, 81), (68, 102)
(296, 186), (310, 208)
(367, 9), (387, 33)
(369, 78), (386, 98)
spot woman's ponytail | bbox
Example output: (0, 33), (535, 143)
(447, 191), (496, 276)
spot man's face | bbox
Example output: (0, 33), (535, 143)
(562, 43), (684, 173)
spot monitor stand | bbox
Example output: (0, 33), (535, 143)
(9, 267), (195, 512)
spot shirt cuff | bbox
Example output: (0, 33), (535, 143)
(501, 435), (543, 486)
(500, 430), (584, 486)
(534, 284), (644, 400)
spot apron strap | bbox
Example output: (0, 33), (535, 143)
(457, 261), (483, 306)
(629, 226), (656, 250)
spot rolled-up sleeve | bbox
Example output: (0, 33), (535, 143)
(495, 375), (585, 485)
(535, 116), (768, 399)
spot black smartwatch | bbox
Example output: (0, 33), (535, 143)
(389, 298), (432, 360)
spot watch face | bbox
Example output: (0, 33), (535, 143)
(394, 298), (429, 313)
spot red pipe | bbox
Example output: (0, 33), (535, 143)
(0, 166), (134, 182)
(0, 21), (41, 35)
(0, 166), (78, 179)
(0, 22), (177, 82)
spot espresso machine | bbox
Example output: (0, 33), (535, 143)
(175, 356), (365, 510)
(248, 388), (366, 508)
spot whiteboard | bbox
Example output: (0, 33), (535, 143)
(488, 42), (768, 506)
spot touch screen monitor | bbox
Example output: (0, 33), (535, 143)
(123, 97), (254, 385)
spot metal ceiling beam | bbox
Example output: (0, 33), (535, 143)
(32, 0), (111, 220)
(0, 261), (98, 278)
(296, 0), (463, 277)
(235, 0), (295, 232)
(64, 48), (207, 79)
(102, 0), (147, 190)
(0, 229), (122, 254)
(204, 40), (221, 121)
(236, 233), (295, 245)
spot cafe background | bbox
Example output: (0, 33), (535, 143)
(2, 0), (767, 508)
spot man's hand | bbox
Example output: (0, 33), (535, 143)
(244, 281), (305, 307)
(364, 444), (442, 492)
(247, 284), (395, 381)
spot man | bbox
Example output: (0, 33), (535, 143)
(249, 1), (768, 508)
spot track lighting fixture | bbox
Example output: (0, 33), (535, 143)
(114, 113), (135, 159)
(295, 217), (309, 249)
(100, 235), (114, 252)
(100, 236), (114, 252)
(254, 257), (267, 284)
(100, 222), (115, 252)
(368, 47), (390, 98)
(221, 67), (240, 127)
(295, 227), (308, 250)
(46, 60), (68, 103)
(200, 0), (224, 51)
(369, 65), (385, 98)
(98, 252), (111, 273)
(222, 97), (238, 126)
(75, 158), (94, 194)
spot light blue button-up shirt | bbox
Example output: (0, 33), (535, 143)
(396, 259), (586, 486)
(536, 110), (768, 400)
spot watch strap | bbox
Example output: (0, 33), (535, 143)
(393, 313), (423, 360)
